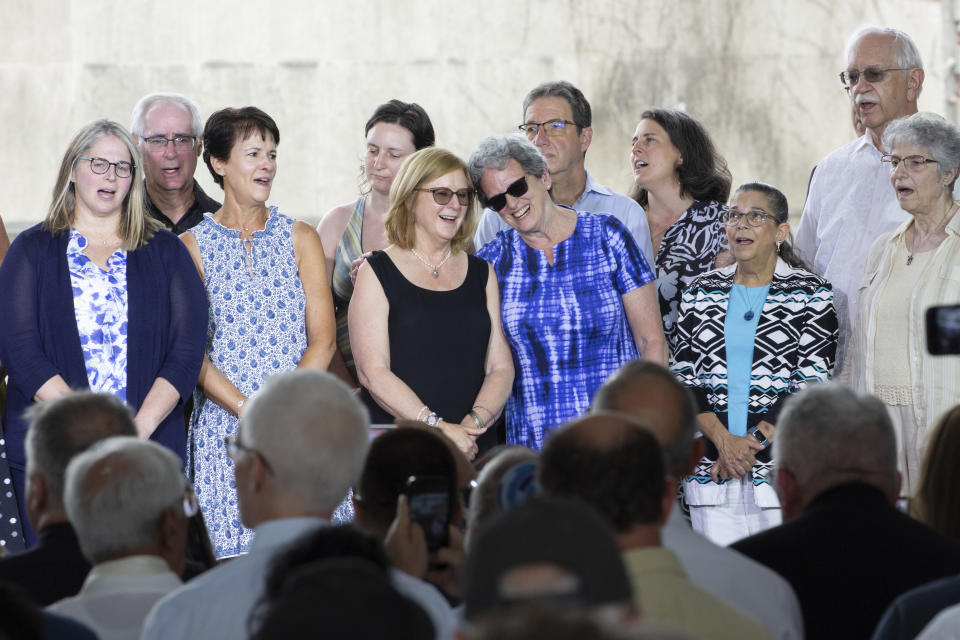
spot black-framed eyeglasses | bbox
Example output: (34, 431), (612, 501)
(79, 156), (135, 178)
(224, 434), (275, 475)
(483, 176), (529, 212)
(722, 208), (777, 227)
(142, 135), (198, 151)
(414, 187), (475, 207)
(839, 67), (909, 90)
(518, 119), (578, 138)
(880, 154), (939, 172)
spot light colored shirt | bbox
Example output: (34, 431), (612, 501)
(794, 133), (909, 371)
(724, 284), (769, 437)
(661, 508), (804, 640)
(473, 170), (655, 266)
(622, 545), (775, 640)
(916, 603), (960, 640)
(48, 554), (180, 640)
(390, 568), (457, 640)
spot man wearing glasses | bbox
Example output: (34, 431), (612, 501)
(794, 27), (923, 370)
(131, 92), (220, 234)
(473, 81), (654, 267)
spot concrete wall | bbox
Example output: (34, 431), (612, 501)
(0, 0), (949, 231)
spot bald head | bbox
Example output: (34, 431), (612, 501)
(538, 413), (666, 532)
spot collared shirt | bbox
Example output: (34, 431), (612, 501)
(473, 170), (655, 266)
(661, 508), (804, 640)
(794, 133), (909, 368)
(146, 180), (221, 235)
(622, 546), (774, 640)
(47, 554), (181, 640)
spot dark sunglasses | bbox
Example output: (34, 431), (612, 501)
(483, 176), (529, 212)
(415, 187), (474, 207)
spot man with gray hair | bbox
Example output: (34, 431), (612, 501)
(47, 437), (190, 639)
(794, 27), (923, 367)
(731, 384), (960, 640)
(141, 370), (371, 640)
(592, 360), (804, 640)
(131, 92), (219, 234)
(0, 391), (136, 605)
(473, 80), (654, 266)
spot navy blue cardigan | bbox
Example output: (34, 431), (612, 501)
(0, 224), (208, 469)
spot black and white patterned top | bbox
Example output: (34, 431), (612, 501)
(657, 200), (729, 355)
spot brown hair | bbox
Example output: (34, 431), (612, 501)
(911, 405), (960, 540)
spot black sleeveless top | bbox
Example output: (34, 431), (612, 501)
(360, 250), (491, 425)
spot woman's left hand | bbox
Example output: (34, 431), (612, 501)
(438, 421), (479, 460)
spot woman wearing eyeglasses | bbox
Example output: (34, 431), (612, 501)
(0, 119), (207, 546)
(848, 113), (960, 497)
(469, 134), (666, 450)
(350, 147), (513, 460)
(672, 182), (837, 545)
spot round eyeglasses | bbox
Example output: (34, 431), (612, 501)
(79, 157), (135, 178)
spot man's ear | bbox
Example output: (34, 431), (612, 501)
(906, 67), (924, 103)
(579, 126), (593, 154)
(775, 466), (803, 521)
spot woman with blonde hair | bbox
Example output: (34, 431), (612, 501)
(350, 147), (514, 460)
(0, 119), (207, 545)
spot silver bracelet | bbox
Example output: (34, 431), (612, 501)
(415, 405), (429, 422)
(469, 410), (486, 431)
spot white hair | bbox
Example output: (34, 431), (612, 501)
(844, 26), (924, 98)
(243, 370), (370, 512)
(64, 437), (186, 563)
(130, 92), (203, 138)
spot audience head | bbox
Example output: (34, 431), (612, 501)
(629, 108), (731, 208)
(727, 182), (807, 270)
(130, 92), (204, 197)
(463, 606), (692, 640)
(250, 557), (434, 640)
(843, 26), (923, 137)
(538, 413), (669, 535)
(592, 360), (698, 481)
(912, 405), (960, 541)
(882, 113), (960, 192)
(354, 426), (458, 539)
(234, 370), (370, 527)
(361, 99), (435, 196)
(63, 437), (191, 574)
(45, 118), (155, 249)
(774, 384), (899, 518)
(202, 106), (280, 189)
(466, 446), (539, 550)
(0, 583), (44, 640)
(384, 147), (478, 254)
(519, 81), (593, 176)
(23, 391), (136, 530)
(463, 495), (633, 623)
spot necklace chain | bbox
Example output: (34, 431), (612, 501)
(907, 200), (958, 266)
(410, 248), (452, 278)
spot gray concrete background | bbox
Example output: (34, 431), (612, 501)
(0, 0), (950, 232)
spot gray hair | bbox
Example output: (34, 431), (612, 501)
(522, 81), (592, 129)
(883, 113), (960, 190)
(466, 446), (539, 550)
(468, 134), (548, 201)
(243, 370), (370, 513)
(775, 384), (898, 496)
(844, 26), (923, 70)
(64, 437), (185, 563)
(130, 92), (203, 138)
(24, 392), (137, 504)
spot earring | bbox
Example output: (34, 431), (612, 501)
(777, 240), (782, 253)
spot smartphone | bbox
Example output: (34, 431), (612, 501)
(404, 475), (452, 552)
(926, 304), (960, 355)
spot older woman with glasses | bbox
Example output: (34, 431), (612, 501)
(672, 182), (837, 545)
(848, 113), (960, 497)
(469, 134), (666, 450)
(0, 119), (207, 546)
(350, 147), (514, 460)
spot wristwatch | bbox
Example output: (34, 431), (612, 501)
(748, 426), (770, 448)
(425, 412), (441, 429)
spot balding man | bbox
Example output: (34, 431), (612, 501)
(794, 27), (923, 367)
(593, 360), (803, 640)
(731, 384), (960, 640)
(142, 370), (370, 640)
(0, 392), (136, 604)
(48, 437), (190, 639)
(539, 412), (773, 640)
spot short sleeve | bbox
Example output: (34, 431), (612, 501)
(602, 215), (655, 295)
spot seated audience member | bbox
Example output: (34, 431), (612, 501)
(0, 582), (97, 640)
(538, 413), (773, 640)
(0, 392), (136, 605)
(141, 370), (370, 640)
(462, 495), (635, 625)
(915, 601), (960, 638)
(593, 360), (804, 640)
(250, 557), (434, 640)
(462, 604), (696, 640)
(352, 427), (460, 639)
(730, 384), (960, 640)
(465, 446), (538, 551)
(48, 437), (191, 639)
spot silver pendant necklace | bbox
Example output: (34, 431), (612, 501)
(410, 248), (452, 278)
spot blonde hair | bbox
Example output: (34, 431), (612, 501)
(384, 147), (477, 254)
(44, 119), (159, 250)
